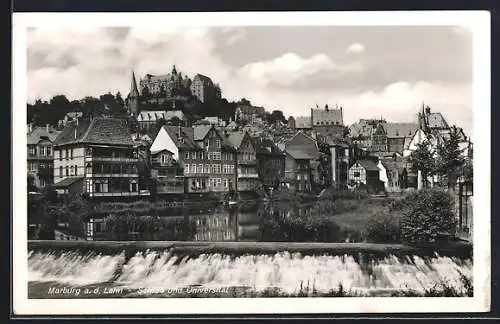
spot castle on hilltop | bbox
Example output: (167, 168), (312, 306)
(125, 65), (222, 117)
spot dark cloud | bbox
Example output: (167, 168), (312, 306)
(102, 27), (131, 41)
(27, 48), (79, 71)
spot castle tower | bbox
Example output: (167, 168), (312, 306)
(128, 70), (140, 116)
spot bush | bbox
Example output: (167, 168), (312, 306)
(400, 189), (456, 245)
(365, 208), (400, 243)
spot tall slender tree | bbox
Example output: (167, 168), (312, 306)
(408, 139), (436, 189)
(435, 126), (466, 192)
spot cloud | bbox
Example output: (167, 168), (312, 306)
(223, 28), (247, 46)
(236, 53), (362, 88)
(25, 27), (472, 136)
(346, 43), (365, 53)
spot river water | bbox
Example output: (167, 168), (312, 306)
(28, 249), (472, 298)
(29, 200), (473, 298)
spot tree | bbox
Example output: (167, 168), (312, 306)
(267, 110), (286, 125)
(435, 127), (466, 192)
(408, 140), (436, 189)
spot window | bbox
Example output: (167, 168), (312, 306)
(191, 152), (197, 159)
(214, 152), (221, 160)
(28, 162), (35, 172)
(39, 178), (46, 188)
(216, 140), (221, 149)
(65, 149), (69, 160)
(70, 165), (74, 175)
(28, 146), (36, 156)
(65, 166), (69, 176)
(74, 165), (78, 176)
(161, 154), (167, 164)
(185, 164), (190, 174)
(297, 174), (301, 180)
(207, 152), (212, 160)
(70, 149), (74, 159)
(205, 140), (209, 149)
(185, 152), (190, 159)
(131, 181), (138, 192)
(199, 152), (204, 159)
(198, 164), (203, 174)
(59, 166), (63, 177)
(204, 165), (210, 173)
(94, 181), (101, 193)
(46, 146), (52, 156)
(354, 171), (360, 177)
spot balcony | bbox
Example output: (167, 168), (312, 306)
(86, 157), (138, 163)
(237, 160), (257, 166)
(237, 173), (260, 179)
(89, 192), (140, 197)
(157, 186), (184, 194)
(86, 173), (139, 178)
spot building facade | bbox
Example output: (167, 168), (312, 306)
(227, 131), (260, 192)
(150, 149), (185, 195)
(149, 125), (237, 194)
(190, 74), (221, 103)
(311, 105), (344, 139)
(348, 160), (381, 192)
(283, 132), (319, 192)
(138, 65), (191, 98)
(52, 117), (140, 198)
(254, 137), (285, 190)
(27, 124), (60, 190)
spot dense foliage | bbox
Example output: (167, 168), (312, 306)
(399, 189), (456, 244)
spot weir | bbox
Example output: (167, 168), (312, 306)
(27, 240), (473, 298)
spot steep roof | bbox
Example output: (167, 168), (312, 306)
(355, 160), (380, 172)
(193, 124), (213, 141)
(27, 126), (60, 144)
(130, 71), (139, 97)
(162, 125), (198, 150)
(137, 110), (168, 122)
(286, 149), (318, 160)
(311, 107), (343, 125)
(426, 112), (449, 129)
(253, 137), (283, 155)
(53, 117), (134, 146)
(295, 116), (311, 129)
(226, 131), (246, 149)
(383, 123), (419, 138)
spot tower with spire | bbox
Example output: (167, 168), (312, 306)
(127, 70), (140, 117)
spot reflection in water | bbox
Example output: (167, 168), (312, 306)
(188, 202), (359, 243)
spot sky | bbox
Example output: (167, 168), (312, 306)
(26, 25), (473, 136)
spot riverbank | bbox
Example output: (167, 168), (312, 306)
(27, 240), (472, 258)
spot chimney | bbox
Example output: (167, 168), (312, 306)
(46, 124), (50, 133)
(76, 117), (79, 126)
(325, 104), (329, 111)
(74, 127), (77, 140)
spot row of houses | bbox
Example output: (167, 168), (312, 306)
(27, 100), (472, 199)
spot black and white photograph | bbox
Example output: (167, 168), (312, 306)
(12, 11), (490, 315)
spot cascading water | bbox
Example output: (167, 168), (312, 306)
(28, 249), (473, 298)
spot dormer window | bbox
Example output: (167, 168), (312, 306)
(216, 140), (221, 149)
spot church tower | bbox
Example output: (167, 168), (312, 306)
(128, 70), (140, 116)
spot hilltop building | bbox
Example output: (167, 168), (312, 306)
(190, 74), (221, 103)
